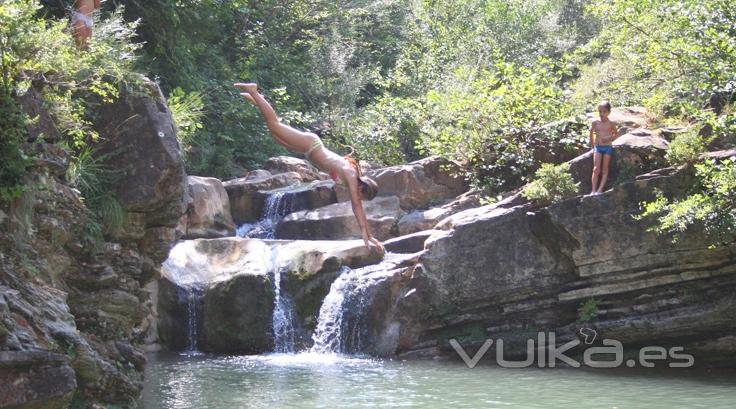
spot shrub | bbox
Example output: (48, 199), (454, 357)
(522, 162), (580, 205)
(638, 158), (736, 245)
(666, 129), (708, 166)
(577, 298), (600, 323)
(0, 94), (30, 202)
(168, 87), (204, 163)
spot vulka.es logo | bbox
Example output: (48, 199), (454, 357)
(450, 331), (694, 369)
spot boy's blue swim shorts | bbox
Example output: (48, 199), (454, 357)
(595, 145), (614, 155)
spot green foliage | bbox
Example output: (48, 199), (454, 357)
(409, 60), (578, 194)
(583, 0), (736, 112)
(1, 0), (140, 203)
(522, 162), (580, 205)
(639, 158), (736, 245)
(577, 298), (600, 323)
(0, 94), (31, 202)
(666, 129), (708, 165)
(336, 96), (422, 165)
(168, 87), (204, 162)
(66, 147), (125, 244)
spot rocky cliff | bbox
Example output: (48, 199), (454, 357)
(157, 108), (736, 369)
(0, 78), (186, 408)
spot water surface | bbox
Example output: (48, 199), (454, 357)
(141, 352), (736, 409)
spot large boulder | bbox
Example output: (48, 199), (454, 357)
(181, 176), (235, 239)
(202, 271), (274, 354)
(263, 156), (327, 182)
(93, 77), (187, 234)
(366, 157), (468, 210)
(276, 196), (405, 241)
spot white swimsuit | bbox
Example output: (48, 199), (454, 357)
(71, 11), (93, 29)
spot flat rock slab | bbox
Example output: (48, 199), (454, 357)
(276, 196), (405, 241)
(383, 230), (441, 254)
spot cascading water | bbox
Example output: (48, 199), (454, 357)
(271, 267), (298, 353)
(311, 254), (409, 354)
(237, 191), (294, 239)
(268, 244), (299, 353)
(310, 266), (354, 353)
(185, 286), (203, 352)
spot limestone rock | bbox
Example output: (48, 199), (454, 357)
(395, 166), (736, 365)
(182, 176), (235, 239)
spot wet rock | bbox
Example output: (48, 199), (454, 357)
(201, 272), (274, 354)
(159, 238), (384, 352)
(182, 176), (235, 239)
(156, 277), (202, 352)
(224, 172), (303, 223)
(276, 196), (404, 241)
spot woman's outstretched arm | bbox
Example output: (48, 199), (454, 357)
(347, 176), (385, 252)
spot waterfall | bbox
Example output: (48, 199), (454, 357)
(271, 267), (298, 353)
(268, 244), (299, 353)
(185, 286), (203, 352)
(310, 253), (411, 354)
(237, 191), (294, 239)
(310, 266), (353, 353)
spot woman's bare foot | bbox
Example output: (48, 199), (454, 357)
(234, 82), (258, 94)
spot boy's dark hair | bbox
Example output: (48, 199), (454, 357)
(598, 100), (612, 112)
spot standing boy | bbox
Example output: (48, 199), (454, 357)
(589, 101), (619, 195)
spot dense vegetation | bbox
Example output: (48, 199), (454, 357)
(1, 0), (735, 241)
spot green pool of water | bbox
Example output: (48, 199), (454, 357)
(141, 352), (736, 408)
